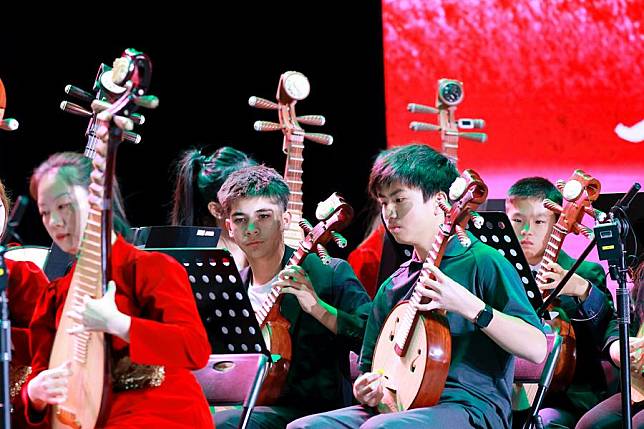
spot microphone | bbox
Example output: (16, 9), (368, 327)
(611, 183), (641, 214)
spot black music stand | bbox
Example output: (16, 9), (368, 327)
(467, 212), (559, 427)
(132, 225), (221, 249)
(467, 211), (544, 312)
(146, 246), (269, 429)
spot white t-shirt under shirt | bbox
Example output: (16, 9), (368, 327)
(248, 274), (279, 313)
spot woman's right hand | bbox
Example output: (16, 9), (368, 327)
(27, 361), (72, 411)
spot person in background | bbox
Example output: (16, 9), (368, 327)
(0, 179), (49, 429)
(171, 145), (256, 270)
(507, 177), (616, 428)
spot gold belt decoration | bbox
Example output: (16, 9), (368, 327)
(112, 356), (165, 392)
(9, 364), (32, 400)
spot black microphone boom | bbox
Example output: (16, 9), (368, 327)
(2, 195), (29, 245)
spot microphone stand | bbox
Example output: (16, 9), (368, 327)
(594, 183), (640, 429)
(0, 247), (12, 429)
(536, 183), (640, 429)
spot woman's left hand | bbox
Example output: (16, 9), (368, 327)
(66, 280), (132, 341)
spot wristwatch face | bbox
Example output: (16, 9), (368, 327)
(476, 305), (493, 328)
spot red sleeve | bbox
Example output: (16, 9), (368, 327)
(7, 260), (49, 364)
(128, 252), (210, 370)
(22, 279), (62, 426)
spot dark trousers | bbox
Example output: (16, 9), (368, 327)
(214, 406), (310, 429)
(575, 393), (644, 429)
(286, 403), (478, 429)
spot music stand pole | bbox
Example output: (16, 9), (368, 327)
(238, 354), (270, 429)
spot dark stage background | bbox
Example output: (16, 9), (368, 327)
(0, 4), (386, 258)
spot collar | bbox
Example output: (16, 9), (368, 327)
(405, 230), (478, 269)
(240, 245), (295, 286)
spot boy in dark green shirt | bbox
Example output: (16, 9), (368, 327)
(507, 177), (614, 427)
(288, 145), (546, 429)
(214, 165), (371, 428)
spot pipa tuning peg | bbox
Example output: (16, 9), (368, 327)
(64, 84), (94, 102)
(455, 225), (471, 247)
(304, 133), (333, 145)
(584, 206), (607, 222)
(124, 131), (141, 144)
(543, 199), (563, 214)
(458, 132), (487, 143)
(470, 211), (484, 229)
(555, 180), (566, 193)
(410, 121), (440, 132)
(248, 96), (278, 110)
(407, 103), (438, 114)
(60, 101), (92, 117)
(331, 232), (347, 248)
(133, 95), (159, 109)
(437, 200), (451, 213)
(573, 223), (594, 239)
(299, 219), (313, 234)
(254, 121), (282, 132)
(0, 118), (19, 131)
(296, 115), (325, 126)
(316, 244), (331, 264)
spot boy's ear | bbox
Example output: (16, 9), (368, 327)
(281, 210), (292, 230)
(208, 201), (224, 220)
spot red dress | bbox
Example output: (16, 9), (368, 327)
(23, 236), (213, 428)
(347, 224), (385, 298)
(6, 258), (49, 429)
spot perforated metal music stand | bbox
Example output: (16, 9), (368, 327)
(467, 211), (544, 312)
(145, 246), (269, 429)
(468, 212), (561, 427)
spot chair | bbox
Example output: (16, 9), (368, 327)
(513, 332), (563, 429)
(193, 353), (271, 429)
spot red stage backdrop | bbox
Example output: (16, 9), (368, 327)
(382, 0), (643, 294)
(382, 0), (643, 199)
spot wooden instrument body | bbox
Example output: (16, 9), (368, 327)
(372, 302), (451, 411)
(49, 208), (106, 429)
(48, 49), (155, 429)
(49, 277), (105, 428)
(545, 315), (576, 392)
(256, 313), (292, 405)
(254, 194), (353, 405)
(534, 170), (602, 393)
